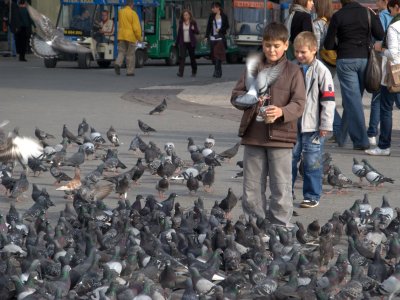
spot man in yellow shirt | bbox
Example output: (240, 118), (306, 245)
(115, 0), (142, 76)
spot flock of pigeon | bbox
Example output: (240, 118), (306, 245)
(0, 98), (399, 299)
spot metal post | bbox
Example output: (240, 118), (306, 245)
(263, 0), (267, 26)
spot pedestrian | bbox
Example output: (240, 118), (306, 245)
(324, 0), (384, 150)
(230, 22), (306, 227)
(205, 2), (229, 78)
(366, 0), (393, 147)
(292, 32), (335, 208)
(313, 0), (341, 143)
(2, 0), (20, 57)
(175, 9), (199, 77)
(15, 0), (32, 62)
(366, 0), (400, 156)
(284, 0), (314, 60)
(114, 0), (142, 76)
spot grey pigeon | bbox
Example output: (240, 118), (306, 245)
(61, 146), (85, 168)
(128, 134), (147, 152)
(352, 158), (367, 182)
(77, 118), (89, 137)
(149, 98), (167, 115)
(62, 124), (82, 145)
(10, 172), (29, 200)
(156, 175), (169, 199)
(27, 156), (48, 176)
(138, 119), (156, 134)
(217, 142), (241, 161)
(219, 188), (238, 219)
(90, 127), (106, 145)
(364, 164), (394, 187)
(106, 125), (120, 147)
(35, 126), (55, 141)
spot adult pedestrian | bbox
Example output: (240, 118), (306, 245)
(205, 2), (229, 78)
(324, 0), (384, 150)
(175, 9), (199, 77)
(284, 0), (314, 60)
(114, 0), (142, 76)
(15, 0), (32, 62)
(366, 0), (400, 156)
(2, 0), (20, 57)
(366, 0), (393, 146)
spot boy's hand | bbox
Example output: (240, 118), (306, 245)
(265, 105), (283, 123)
(319, 130), (329, 137)
(374, 41), (382, 52)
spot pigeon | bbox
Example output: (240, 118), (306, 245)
(186, 173), (199, 194)
(90, 127), (106, 145)
(187, 137), (202, 153)
(200, 166), (215, 192)
(56, 168), (81, 194)
(60, 146), (85, 168)
(0, 169), (16, 195)
(352, 158), (367, 182)
(364, 164), (394, 188)
(138, 119), (156, 134)
(149, 98), (167, 115)
(106, 126), (120, 147)
(27, 156), (48, 176)
(0, 120), (43, 170)
(82, 136), (95, 158)
(156, 175), (169, 199)
(77, 118), (89, 137)
(34, 126), (55, 141)
(62, 124), (82, 145)
(10, 172), (29, 201)
(378, 264), (400, 297)
(204, 134), (215, 149)
(219, 188), (238, 219)
(128, 134), (147, 152)
(50, 164), (72, 185)
(326, 166), (347, 194)
(216, 142), (241, 161)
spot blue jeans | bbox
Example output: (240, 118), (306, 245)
(336, 58), (369, 147)
(333, 109), (342, 137)
(292, 131), (325, 201)
(367, 92), (380, 137)
(378, 85), (400, 149)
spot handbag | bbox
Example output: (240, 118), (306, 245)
(386, 62), (400, 93)
(320, 48), (337, 66)
(364, 9), (382, 93)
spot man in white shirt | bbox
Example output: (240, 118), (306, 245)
(92, 10), (114, 58)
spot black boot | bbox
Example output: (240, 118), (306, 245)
(215, 60), (222, 78)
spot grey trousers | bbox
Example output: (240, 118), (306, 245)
(115, 40), (136, 75)
(242, 145), (293, 227)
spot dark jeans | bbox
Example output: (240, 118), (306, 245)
(178, 42), (197, 75)
(367, 92), (380, 137)
(15, 26), (30, 59)
(333, 109), (342, 137)
(378, 85), (400, 149)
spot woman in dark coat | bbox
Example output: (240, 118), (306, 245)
(205, 2), (229, 78)
(175, 9), (199, 77)
(15, 0), (32, 61)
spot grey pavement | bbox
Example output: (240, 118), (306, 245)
(1, 54), (400, 227)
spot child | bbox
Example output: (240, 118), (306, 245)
(292, 31), (335, 208)
(230, 22), (306, 227)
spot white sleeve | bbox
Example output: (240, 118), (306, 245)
(383, 26), (400, 63)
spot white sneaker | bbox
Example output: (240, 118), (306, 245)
(368, 136), (377, 146)
(365, 147), (390, 156)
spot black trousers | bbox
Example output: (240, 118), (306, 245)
(15, 26), (30, 59)
(178, 42), (197, 75)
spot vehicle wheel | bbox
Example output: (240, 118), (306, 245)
(135, 50), (145, 68)
(78, 53), (91, 69)
(165, 47), (178, 66)
(44, 58), (57, 68)
(97, 61), (111, 68)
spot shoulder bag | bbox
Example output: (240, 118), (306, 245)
(364, 9), (382, 94)
(386, 61), (400, 93)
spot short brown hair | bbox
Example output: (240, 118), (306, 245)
(263, 22), (289, 42)
(293, 31), (318, 50)
(180, 9), (194, 22)
(315, 0), (333, 21)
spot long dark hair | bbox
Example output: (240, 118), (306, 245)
(211, 2), (223, 13)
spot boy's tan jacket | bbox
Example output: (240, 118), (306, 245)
(231, 56), (306, 147)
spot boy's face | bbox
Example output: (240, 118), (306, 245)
(262, 39), (289, 63)
(295, 44), (317, 65)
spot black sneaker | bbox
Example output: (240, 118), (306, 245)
(300, 199), (319, 208)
